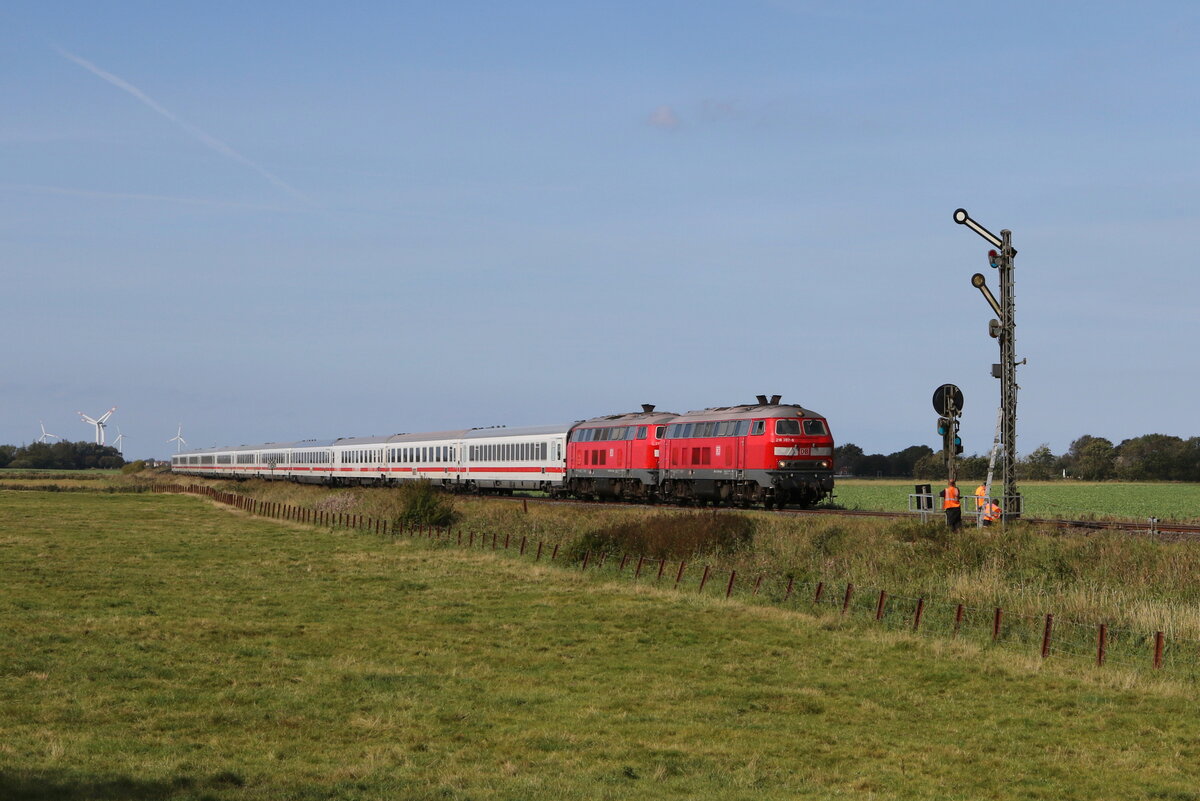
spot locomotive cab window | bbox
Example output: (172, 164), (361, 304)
(775, 419), (802, 436)
(803, 419), (828, 436)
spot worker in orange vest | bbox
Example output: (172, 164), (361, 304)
(939, 479), (961, 530)
(982, 500), (1003, 526)
(974, 482), (988, 509)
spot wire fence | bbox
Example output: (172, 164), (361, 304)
(154, 482), (1200, 680)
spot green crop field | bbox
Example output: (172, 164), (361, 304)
(4, 489), (1200, 800)
(833, 479), (1200, 522)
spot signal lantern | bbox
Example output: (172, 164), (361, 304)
(936, 417), (950, 437)
(988, 249), (1001, 269)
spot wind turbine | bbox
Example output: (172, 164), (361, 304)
(77, 407), (117, 445)
(167, 424), (187, 453)
(111, 426), (128, 455)
(37, 421), (61, 443)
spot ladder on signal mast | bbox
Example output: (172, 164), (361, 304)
(980, 407), (1003, 528)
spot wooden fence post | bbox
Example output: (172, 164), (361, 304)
(1041, 613), (1054, 659)
(1097, 623), (1107, 667)
(698, 565), (712, 593)
(724, 570), (736, 598)
(674, 561), (687, 589)
(842, 583), (854, 615)
(874, 590), (887, 621)
(992, 608), (1003, 641)
(1154, 631), (1165, 669)
(913, 597), (926, 631)
(815, 581), (825, 604)
(784, 576), (794, 602)
(634, 555), (645, 578)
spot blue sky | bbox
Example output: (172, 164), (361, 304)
(4, 1), (1198, 460)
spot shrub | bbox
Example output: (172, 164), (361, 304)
(566, 512), (755, 562)
(121, 460), (147, 474)
(394, 481), (457, 527)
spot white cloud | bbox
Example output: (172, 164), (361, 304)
(647, 105), (680, 131)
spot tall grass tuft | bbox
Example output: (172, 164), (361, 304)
(566, 512), (754, 561)
(394, 480), (457, 527)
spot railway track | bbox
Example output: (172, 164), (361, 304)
(500, 494), (1200, 537)
(778, 506), (1200, 535)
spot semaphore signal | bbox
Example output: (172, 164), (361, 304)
(953, 208), (1022, 520)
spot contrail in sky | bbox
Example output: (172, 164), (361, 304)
(55, 46), (309, 202)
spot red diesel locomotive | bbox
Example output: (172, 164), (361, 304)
(564, 395), (834, 507)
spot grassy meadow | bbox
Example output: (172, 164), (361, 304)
(5, 488), (1200, 800)
(833, 478), (1200, 522)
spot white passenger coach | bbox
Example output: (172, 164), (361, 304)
(171, 423), (572, 494)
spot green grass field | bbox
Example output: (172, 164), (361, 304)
(4, 490), (1200, 800)
(833, 479), (1200, 522)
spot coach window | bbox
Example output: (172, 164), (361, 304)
(655, 426), (666, 439)
(751, 420), (766, 436)
(636, 426), (647, 440)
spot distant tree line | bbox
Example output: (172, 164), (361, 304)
(837, 434), (1200, 482)
(0, 441), (125, 470)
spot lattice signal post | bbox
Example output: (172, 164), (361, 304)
(954, 208), (1022, 518)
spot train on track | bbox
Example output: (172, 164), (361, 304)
(170, 395), (835, 508)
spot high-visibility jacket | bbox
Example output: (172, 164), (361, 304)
(943, 486), (960, 509)
(975, 485), (987, 505)
(983, 502), (1002, 522)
